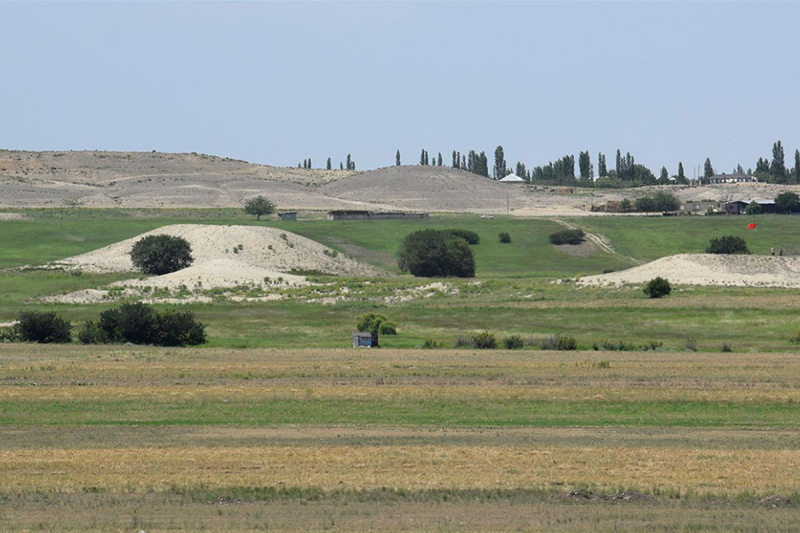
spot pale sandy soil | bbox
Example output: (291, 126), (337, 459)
(3, 150), (800, 216)
(46, 224), (384, 303)
(579, 254), (800, 288)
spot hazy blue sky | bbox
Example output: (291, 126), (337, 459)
(2, 1), (799, 176)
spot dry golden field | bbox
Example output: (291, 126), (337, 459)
(1, 345), (799, 531)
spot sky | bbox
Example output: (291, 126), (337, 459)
(2, 1), (799, 176)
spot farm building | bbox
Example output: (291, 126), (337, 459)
(327, 211), (429, 221)
(722, 200), (777, 215)
(353, 332), (379, 348)
(707, 173), (758, 184)
(278, 212), (297, 221)
(681, 200), (719, 215)
(499, 173), (525, 183)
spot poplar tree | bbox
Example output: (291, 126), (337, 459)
(493, 146), (506, 179)
(578, 151), (592, 181)
(597, 153), (607, 177)
(660, 166), (669, 184)
(437, 152), (443, 167)
(704, 158), (714, 179)
(327, 157), (332, 170)
(795, 149), (800, 181)
(452, 150), (458, 168)
(770, 140), (786, 179)
(678, 162), (686, 181)
(396, 150), (401, 166)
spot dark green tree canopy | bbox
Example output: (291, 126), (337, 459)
(130, 235), (194, 275)
(706, 236), (750, 255)
(243, 195), (277, 220)
(775, 191), (800, 213)
(397, 229), (475, 278)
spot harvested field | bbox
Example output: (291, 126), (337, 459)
(579, 253), (800, 287)
(1, 346), (799, 530)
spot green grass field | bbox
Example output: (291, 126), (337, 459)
(2, 209), (800, 352)
(2, 209), (800, 530)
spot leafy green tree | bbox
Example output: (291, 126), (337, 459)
(243, 195), (277, 220)
(326, 157), (332, 170)
(775, 191), (800, 213)
(643, 277), (672, 299)
(770, 140), (786, 180)
(745, 201), (761, 216)
(493, 146), (506, 179)
(578, 151), (592, 183)
(15, 311), (72, 343)
(346, 154), (354, 170)
(704, 158), (714, 179)
(397, 229), (475, 278)
(677, 162), (687, 184)
(82, 303), (206, 346)
(706, 236), (750, 255)
(795, 149), (800, 181)
(498, 232), (511, 243)
(597, 153), (607, 177)
(130, 235), (194, 275)
(659, 166), (669, 184)
(396, 150), (401, 166)
(635, 196), (656, 213)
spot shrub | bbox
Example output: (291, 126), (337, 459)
(154, 309), (208, 346)
(775, 191), (800, 213)
(445, 229), (480, 245)
(14, 311), (72, 343)
(643, 277), (672, 298)
(498, 232), (511, 243)
(503, 334), (524, 350)
(422, 339), (441, 349)
(549, 229), (585, 245)
(720, 342), (733, 353)
(243, 195), (277, 220)
(685, 337), (698, 352)
(398, 230), (475, 278)
(636, 191), (680, 213)
(706, 236), (750, 255)
(378, 321), (397, 335)
(80, 303), (206, 346)
(357, 313), (387, 334)
(454, 336), (473, 348)
(540, 335), (577, 351)
(471, 331), (497, 349)
(130, 235), (194, 275)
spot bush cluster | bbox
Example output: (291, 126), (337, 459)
(398, 229), (475, 278)
(706, 236), (750, 255)
(79, 303), (206, 346)
(6, 311), (72, 343)
(130, 235), (194, 275)
(498, 232), (512, 243)
(643, 277), (671, 298)
(592, 339), (663, 351)
(356, 313), (397, 335)
(471, 331), (497, 349)
(635, 190), (680, 213)
(539, 335), (577, 351)
(549, 229), (585, 245)
(445, 229), (480, 245)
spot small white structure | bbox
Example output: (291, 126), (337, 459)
(499, 173), (525, 183)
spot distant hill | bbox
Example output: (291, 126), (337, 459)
(0, 149), (679, 215)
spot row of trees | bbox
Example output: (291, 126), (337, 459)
(299, 155), (355, 170)
(390, 139), (800, 188)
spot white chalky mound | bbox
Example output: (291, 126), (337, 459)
(578, 254), (800, 288)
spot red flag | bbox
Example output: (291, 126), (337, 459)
(747, 223), (756, 229)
